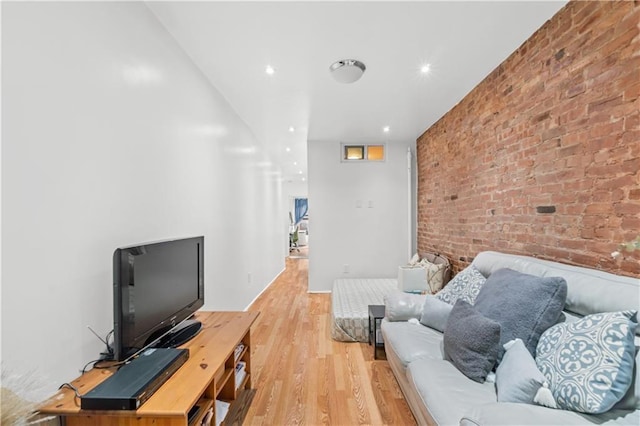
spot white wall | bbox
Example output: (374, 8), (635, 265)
(283, 180), (309, 207)
(308, 141), (412, 292)
(1, 2), (285, 392)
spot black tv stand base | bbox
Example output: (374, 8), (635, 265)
(156, 319), (202, 349)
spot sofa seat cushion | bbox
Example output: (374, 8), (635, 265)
(380, 319), (443, 368)
(407, 358), (497, 426)
(460, 402), (640, 426)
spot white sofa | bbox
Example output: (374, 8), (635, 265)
(381, 251), (640, 425)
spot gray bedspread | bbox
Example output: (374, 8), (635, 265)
(331, 278), (397, 342)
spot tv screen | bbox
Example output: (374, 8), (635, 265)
(113, 236), (204, 361)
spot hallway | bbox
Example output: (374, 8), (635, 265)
(244, 257), (415, 425)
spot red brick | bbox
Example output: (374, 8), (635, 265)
(624, 112), (639, 131)
(574, 5), (603, 34)
(624, 81), (640, 102)
(614, 203), (640, 215)
(622, 129), (640, 145)
(619, 158), (640, 174)
(558, 143), (583, 158)
(622, 216), (640, 230)
(584, 203), (613, 215)
(417, 0), (639, 278)
(588, 95), (624, 114)
(596, 174), (636, 190)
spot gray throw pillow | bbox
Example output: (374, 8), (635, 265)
(473, 268), (567, 361)
(496, 338), (547, 404)
(443, 300), (501, 383)
(419, 295), (453, 332)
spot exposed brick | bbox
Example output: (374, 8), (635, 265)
(558, 143), (583, 158)
(416, 1), (639, 278)
(589, 120), (624, 139)
(622, 216), (640, 230)
(588, 95), (624, 114)
(585, 203), (613, 215)
(566, 83), (586, 99)
(614, 203), (640, 216)
(595, 174), (636, 190)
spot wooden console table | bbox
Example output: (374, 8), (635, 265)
(39, 311), (259, 426)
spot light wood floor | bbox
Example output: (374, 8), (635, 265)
(244, 257), (416, 425)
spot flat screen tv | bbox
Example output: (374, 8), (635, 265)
(113, 236), (204, 361)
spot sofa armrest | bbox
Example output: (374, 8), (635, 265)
(384, 291), (426, 321)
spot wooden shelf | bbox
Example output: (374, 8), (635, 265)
(188, 398), (213, 426)
(216, 368), (234, 398)
(39, 311), (259, 426)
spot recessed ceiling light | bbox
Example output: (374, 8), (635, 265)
(288, 126), (295, 132)
(329, 59), (366, 84)
(293, 161), (298, 166)
(302, 177), (306, 182)
(383, 126), (390, 133)
(298, 170), (303, 174)
(265, 65), (275, 75)
(285, 147), (291, 152)
(420, 64), (431, 74)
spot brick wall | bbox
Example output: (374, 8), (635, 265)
(417, 0), (639, 277)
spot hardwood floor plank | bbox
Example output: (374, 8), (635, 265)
(245, 257), (416, 425)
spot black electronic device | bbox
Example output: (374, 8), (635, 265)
(113, 236), (204, 361)
(81, 348), (189, 411)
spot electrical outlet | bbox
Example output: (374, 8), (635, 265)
(247, 272), (252, 284)
(343, 264), (350, 274)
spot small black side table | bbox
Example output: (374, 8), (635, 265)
(368, 304), (386, 360)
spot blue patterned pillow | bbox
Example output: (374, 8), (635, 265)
(536, 310), (638, 414)
(435, 265), (486, 306)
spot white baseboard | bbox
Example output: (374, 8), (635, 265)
(307, 290), (331, 294)
(244, 266), (286, 311)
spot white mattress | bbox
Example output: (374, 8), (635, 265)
(331, 278), (397, 342)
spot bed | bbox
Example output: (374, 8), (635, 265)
(330, 253), (452, 342)
(330, 278), (398, 342)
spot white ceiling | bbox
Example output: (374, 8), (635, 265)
(147, 1), (567, 183)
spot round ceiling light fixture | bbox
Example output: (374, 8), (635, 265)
(329, 59), (366, 84)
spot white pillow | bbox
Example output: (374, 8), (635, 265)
(419, 295), (453, 332)
(383, 291), (426, 321)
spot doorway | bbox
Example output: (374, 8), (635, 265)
(289, 197), (308, 259)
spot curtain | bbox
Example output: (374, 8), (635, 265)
(294, 198), (308, 225)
